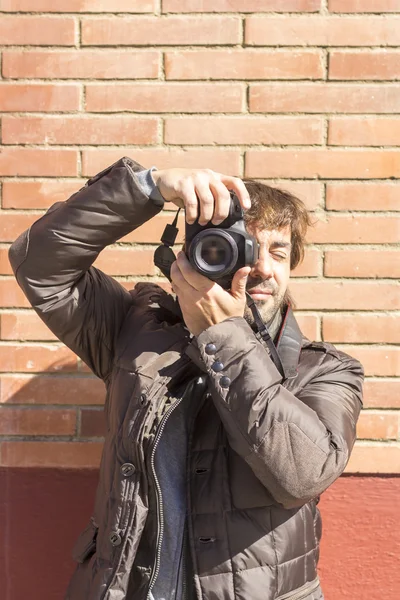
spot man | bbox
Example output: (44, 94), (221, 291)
(9, 157), (363, 600)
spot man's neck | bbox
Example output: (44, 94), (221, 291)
(249, 304), (284, 343)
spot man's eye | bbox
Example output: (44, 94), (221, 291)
(272, 253), (287, 261)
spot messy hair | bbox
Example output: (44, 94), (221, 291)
(243, 179), (312, 271)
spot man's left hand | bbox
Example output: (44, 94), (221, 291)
(171, 251), (251, 336)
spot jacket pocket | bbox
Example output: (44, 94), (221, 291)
(275, 577), (321, 600)
(71, 518), (98, 564)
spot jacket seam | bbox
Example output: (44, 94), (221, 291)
(221, 448), (237, 600)
(124, 159), (138, 184)
(270, 508), (279, 597)
(75, 291), (115, 380)
(254, 419), (331, 457)
(301, 505), (307, 583)
(13, 226), (31, 282)
(275, 547), (319, 568)
(305, 345), (363, 371)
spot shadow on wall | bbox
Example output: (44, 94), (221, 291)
(0, 359), (105, 600)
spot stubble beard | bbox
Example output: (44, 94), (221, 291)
(243, 280), (294, 329)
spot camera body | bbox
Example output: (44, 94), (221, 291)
(185, 192), (259, 289)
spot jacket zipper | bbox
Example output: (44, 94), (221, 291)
(146, 389), (188, 600)
(275, 577), (320, 600)
(109, 373), (183, 552)
(118, 376), (168, 534)
(181, 524), (187, 600)
(102, 357), (193, 600)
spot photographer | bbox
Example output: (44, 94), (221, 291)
(9, 157), (363, 600)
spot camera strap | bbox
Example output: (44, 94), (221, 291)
(153, 208), (181, 282)
(245, 292), (285, 379)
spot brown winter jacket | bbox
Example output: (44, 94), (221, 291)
(9, 157), (364, 600)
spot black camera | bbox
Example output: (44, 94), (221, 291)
(185, 191), (259, 289)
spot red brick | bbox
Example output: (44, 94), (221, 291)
(329, 117), (400, 146)
(165, 50), (323, 80)
(292, 313), (320, 341)
(0, 0), (155, 12)
(329, 0), (400, 13)
(308, 215), (400, 244)
(291, 247), (321, 277)
(259, 181), (323, 211)
(164, 116), (324, 145)
(0, 374), (105, 405)
(2, 180), (86, 209)
(0, 149), (77, 177)
(93, 248), (157, 277)
(249, 83), (400, 114)
(0, 248), (13, 275)
(0, 16), (76, 45)
(80, 408), (106, 437)
(0, 407), (76, 436)
(336, 345), (400, 377)
(357, 411), (399, 441)
(323, 314), (400, 344)
(363, 379), (400, 409)
(0, 280), (30, 308)
(245, 15), (400, 46)
(245, 149), (400, 179)
(0, 83), (80, 112)
(86, 83), (244, 113)
(290, 281), (400, 310)
(1, 312), (56, 341)
(325, 249), (400, 278)
(326, 182), (400, 211)
(345, 443), (400, 474)
(162, 0), (320, 12)
(330, 51), (400, 81)
(82, 149), (242, 178)
(2, 116), (159, 145)
(0, 441), (103, 468)
(3, 50), (159, 80)
(0, 213), (39, 243)
(0, 345), (77, 373)
(82, 16), (240, 45)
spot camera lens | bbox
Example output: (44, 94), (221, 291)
(190, 230), (238, 278)
(201, 237), (229, 267)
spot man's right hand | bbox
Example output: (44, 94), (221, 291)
(151, 168), (251, 226)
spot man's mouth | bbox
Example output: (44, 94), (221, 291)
(248, 288), (274, 298)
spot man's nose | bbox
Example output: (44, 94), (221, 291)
(250, 251), (274, 280)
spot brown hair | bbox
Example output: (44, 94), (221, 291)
(243, 179), (312, 270)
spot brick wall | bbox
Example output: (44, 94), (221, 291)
(0, 0), (399, 472)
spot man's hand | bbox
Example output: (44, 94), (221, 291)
(151, 168), (251, 225)
(171, 251), (251, 336)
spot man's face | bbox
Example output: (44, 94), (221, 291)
(244, 224), (292, 324)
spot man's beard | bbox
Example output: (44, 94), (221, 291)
(243, 277), (294, 332)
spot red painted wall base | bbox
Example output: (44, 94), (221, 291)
(0, 470), (399, 600)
